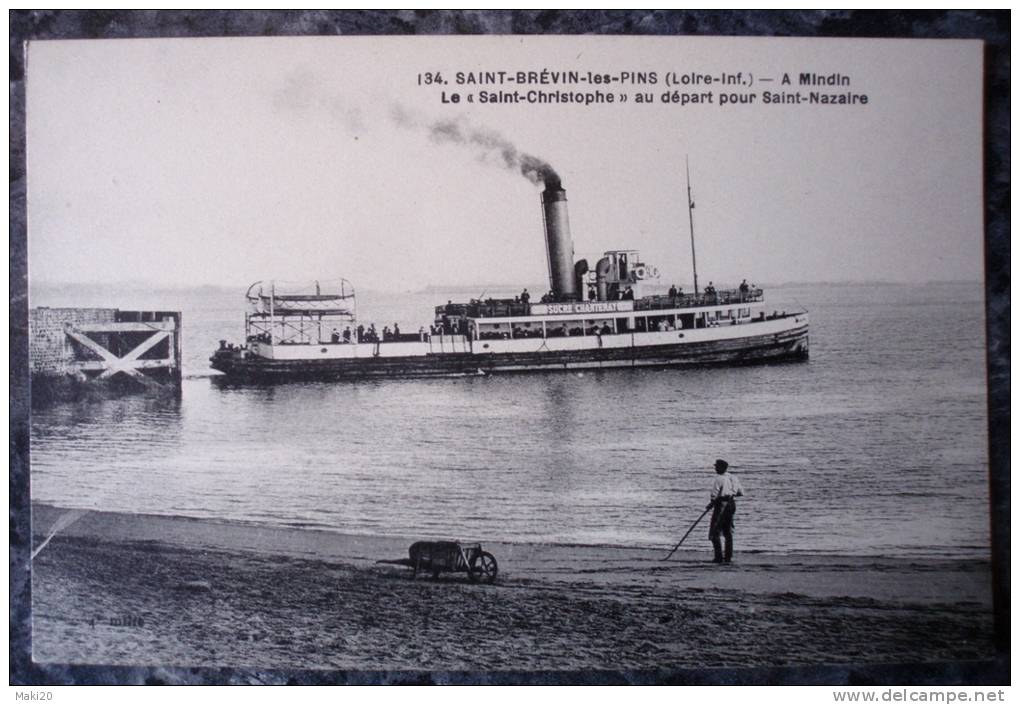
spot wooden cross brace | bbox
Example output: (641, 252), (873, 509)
(64, 325), (173, 388)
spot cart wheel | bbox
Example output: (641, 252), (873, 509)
(468, 552), (498, 584)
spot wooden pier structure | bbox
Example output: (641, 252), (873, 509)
(29, 308), (182, 397)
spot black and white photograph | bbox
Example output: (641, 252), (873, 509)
(10, 10), (1009, 687)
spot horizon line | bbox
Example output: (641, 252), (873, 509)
(28, 277), (988, 292)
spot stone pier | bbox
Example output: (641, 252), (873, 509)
(29, 308), (182, 399)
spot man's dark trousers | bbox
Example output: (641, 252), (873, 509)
(709, 498), (736, 562)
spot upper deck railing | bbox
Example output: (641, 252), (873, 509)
(246, 279), (356, 318)
(436, 288), (764, 319)
(635, 289), (764, 311)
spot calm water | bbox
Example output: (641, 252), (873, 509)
(30, 282), (990, 557)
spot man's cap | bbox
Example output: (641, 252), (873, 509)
(714, 459), (729, 471)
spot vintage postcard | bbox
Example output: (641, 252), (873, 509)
(15, 25), (1004, 684)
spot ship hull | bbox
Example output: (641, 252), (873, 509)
(211, 321), (809, 383)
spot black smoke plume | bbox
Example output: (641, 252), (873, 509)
(390, 107), (561, 190)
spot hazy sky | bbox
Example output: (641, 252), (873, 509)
(26, 36), (984, 290)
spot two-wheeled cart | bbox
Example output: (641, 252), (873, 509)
(380, 540), (498, 584)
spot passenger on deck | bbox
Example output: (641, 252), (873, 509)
(419, 326), (427, 341)
(520, 288), (530, 305)
(739, 279), (750, 300)
(330, 328), (340, 343)
(668, 284), (678, 300)
(356, 324), (365, 342)
(588, 284), (597, 301)
(623, 287), (635, 300)
(382, 326), (391, 341)
(393, 323), (401, 338)
(343, 327), (352, 343)
(600, 323), (612, 335)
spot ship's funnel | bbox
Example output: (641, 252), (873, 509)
(541, 186), (578, 300)
(595, 256), (612, 301)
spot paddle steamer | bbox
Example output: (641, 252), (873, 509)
(210, 181), (808, 381)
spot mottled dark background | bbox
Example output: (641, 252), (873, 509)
(9, 9), (1009, 685)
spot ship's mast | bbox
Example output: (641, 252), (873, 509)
(686, 156), (700, 297)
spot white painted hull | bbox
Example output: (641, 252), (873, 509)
(211, 314), (809, 381)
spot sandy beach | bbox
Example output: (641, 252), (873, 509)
(29, 503), (996, 674)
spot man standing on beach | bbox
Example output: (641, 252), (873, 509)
(707, 459), (744, 564)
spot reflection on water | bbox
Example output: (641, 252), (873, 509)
(30, 283), (990, 557)
(32, 393), (184, 458)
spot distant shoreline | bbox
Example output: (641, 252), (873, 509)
(28, 279), (987, 296)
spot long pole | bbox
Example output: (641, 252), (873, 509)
(686, 156), (700, 297)
(661, 504), (713, 561)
